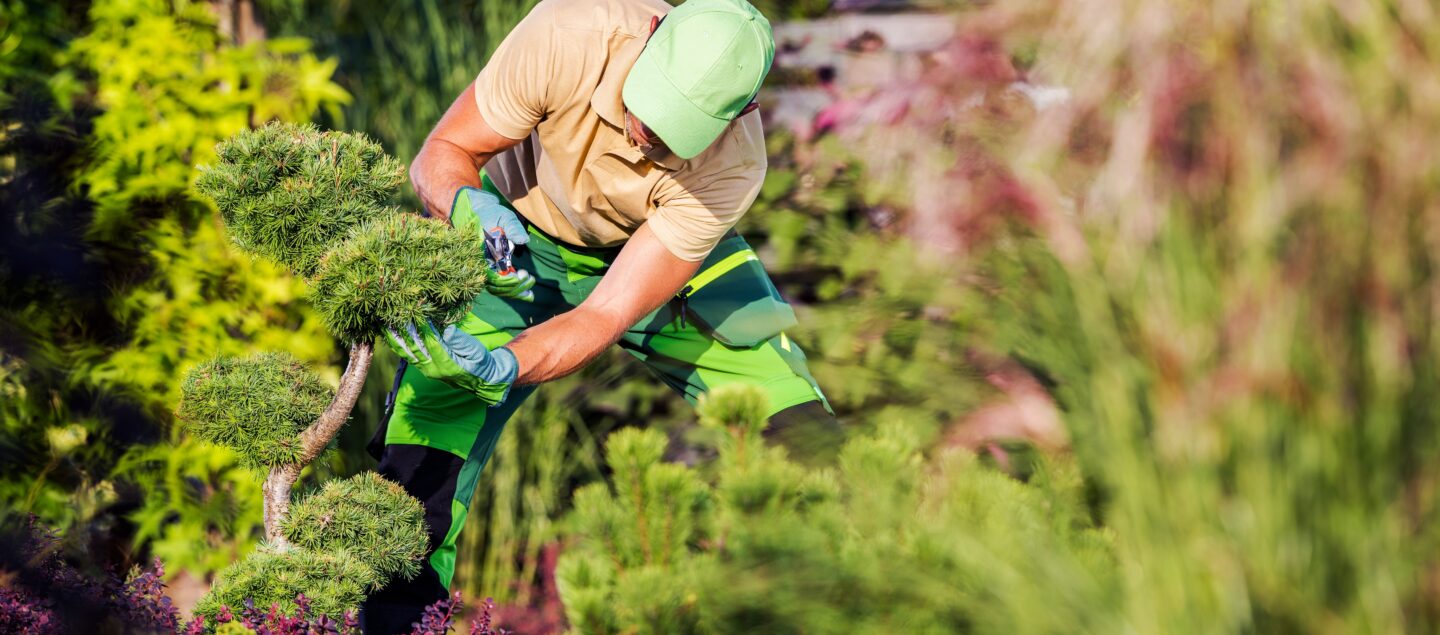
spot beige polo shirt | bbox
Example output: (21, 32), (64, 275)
(473, 0), (767, 262)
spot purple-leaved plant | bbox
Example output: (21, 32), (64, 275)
(409, 591), (462, 634)
(404, 592), (511, 635)
(113, 558), (181, 631)
(0, 517), (179, 633)
(0, 585), (56, 634)
(469, 596), (510, 635)
(176, 590), (509, 634)
(185, 594), (362, 634)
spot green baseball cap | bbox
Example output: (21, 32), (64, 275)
(622, 0), (775, 160)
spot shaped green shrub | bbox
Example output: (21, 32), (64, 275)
(309, 213), (489, 343)
(193, 547), (378, 623)
(176, 353), (332, 469)
(194, 121), (405, 277)
(281, 471), (429, 582)
(186, 124), (489, 548)
(185, 123), (471, 619)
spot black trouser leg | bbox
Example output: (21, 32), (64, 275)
(358, 444), (463, 635)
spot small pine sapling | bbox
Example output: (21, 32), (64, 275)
(692, 382), (771, 469)
(558, 420), (712, 634)
(691, 385), (829, 523)
(556, 386), (1118, 634)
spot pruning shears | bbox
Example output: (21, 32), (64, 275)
(484, 226), (516, 275)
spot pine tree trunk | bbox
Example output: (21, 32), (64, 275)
(261, 341), (375, 545)
(262, 463), (302, 547)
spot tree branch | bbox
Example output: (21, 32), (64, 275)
(262, 464), (301, 546)
(298, 340), (374, 464)
(261, 340), (375, 544)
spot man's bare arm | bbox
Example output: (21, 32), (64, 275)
(411, 84), (524, 222)
(506, 223), (702, 384)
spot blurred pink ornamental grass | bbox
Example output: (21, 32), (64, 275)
(772, 0), (1440, 630)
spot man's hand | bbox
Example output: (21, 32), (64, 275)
(452, 187), (536, 301)
(385, 318), (518, 406)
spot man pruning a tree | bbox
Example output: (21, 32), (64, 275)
(362, 0), (838, 629)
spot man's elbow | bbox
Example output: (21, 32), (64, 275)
(408, 143), (429, 193)
(408, 162), (423, 196)
(408, 140), (466, 218)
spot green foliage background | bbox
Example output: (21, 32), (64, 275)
(0, 0), (346, 576)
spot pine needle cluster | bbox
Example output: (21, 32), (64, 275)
(309, 213), (489, 343)
(194, 122), (405, 277)
(280, 471), (429, 582)
(193, 547), (378, 623)
(176, 353), (332, 469)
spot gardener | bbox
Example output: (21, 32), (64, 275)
(361, 0), (838, 629)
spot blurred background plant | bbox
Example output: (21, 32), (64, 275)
(767, 0), (1440, 631)
(0, 0), (346, 592)
(555, 386), (1118, 634)
(5, 0), (1440, 632)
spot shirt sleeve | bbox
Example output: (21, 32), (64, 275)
(648, 163), (765, 262)
(473, 2), (557, 140)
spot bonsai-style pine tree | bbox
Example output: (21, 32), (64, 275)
(181, 122), (489, 621)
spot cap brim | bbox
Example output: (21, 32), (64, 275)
(622, 51), (729, 160)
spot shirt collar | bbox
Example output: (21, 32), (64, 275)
(592, 30), (640, 132)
